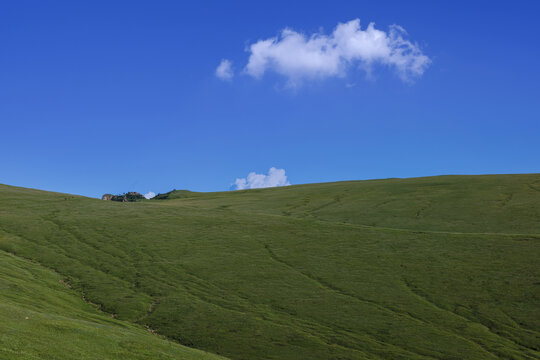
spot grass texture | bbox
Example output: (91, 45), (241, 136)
(0, 174), (539, 359)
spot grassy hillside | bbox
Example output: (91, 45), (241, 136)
(163, 174), (540, 234)
(0, 174), (539, 359)
(0, 247), (227, 360)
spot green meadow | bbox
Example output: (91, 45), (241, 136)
(0, 243), (226, 360)
(0, 174), (539, 359)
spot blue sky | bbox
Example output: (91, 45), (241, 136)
(1, 1), (539, 198)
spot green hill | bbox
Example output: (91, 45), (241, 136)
(0, 245), (227, 360)
(0, 174), (539, 359)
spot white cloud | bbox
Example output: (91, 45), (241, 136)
(243, 19), (430, 84)
(144, 191), (156, 199)
(234, 167), (290, 190)
(216, 59), (234, 80)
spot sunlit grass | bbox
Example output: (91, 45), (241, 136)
(0, 174), (539, 359)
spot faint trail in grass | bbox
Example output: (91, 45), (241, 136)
(138, 299), (160, 322)
(42, 212), (133, 263)
(371, 199), (397, 209)
(498, 193), (514, 207)
(164, 279), (383, 359)
(402, 278), (540, 358)
(172, 261), (434, 359)
(203, 204), (540, 238)
(264, 242), (427, 321)
(528, 183), (540, 193)
(1, 225), (144, 317)
(499, 309), (540, 337)
(415, 201), (432, 218)
(306, 194), (344, 214)
(0, 247), (119, 322)
(262, 244), (499, 359)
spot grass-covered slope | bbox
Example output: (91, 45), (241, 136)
(166, 174), (540, 234)
(0, 247), (227, 360)
(0, 174), (539, 359)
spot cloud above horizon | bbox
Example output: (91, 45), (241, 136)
(215, 59), (234, 80)
(234, 167), (290, 190)
(218, 19), (430, 85)
(144, 191), (156, 199)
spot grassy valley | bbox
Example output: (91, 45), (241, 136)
(0, 174), (539, 359)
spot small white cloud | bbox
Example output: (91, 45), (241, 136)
(234, 167), (290, 190)
(241, 19), (430, 84)
(144, 191), (156, 199)
(216, 59), (234, 80)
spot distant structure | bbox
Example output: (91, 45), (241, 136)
(101, 192), (145, 202)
